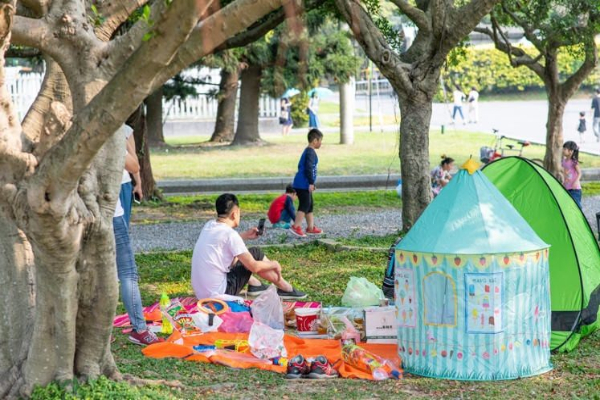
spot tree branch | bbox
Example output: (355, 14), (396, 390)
(499, 1), (543, 50)
(94, 0), (149, 42)
(31, 0), (203, 199)
(333, 0), (412, 93)
(447, 0), (501, 45)
(11, 15), (47, 50)
(388, 0), (430, 33)
(151, 0), (286, 93)
(562, 41), (598, 99)
(220, 7), (286, 49)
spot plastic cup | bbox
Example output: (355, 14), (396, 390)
(295, 307), (321, 332)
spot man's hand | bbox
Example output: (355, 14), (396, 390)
(241, 227), (260, 240)
(309, 184), (315, 192)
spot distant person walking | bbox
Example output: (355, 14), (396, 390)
(577, 111), (587, 144)
(307, 92), (320, 129)
(562, 141), (582, 209)
(451, 86), (466, 124)
(279, 97), (293, 136)
(590, 89), (600, 142)
(467, 87), (479, 124)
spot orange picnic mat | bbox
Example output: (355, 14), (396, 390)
(142, 331), (401, 380)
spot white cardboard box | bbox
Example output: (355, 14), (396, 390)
(364, 306), (398, 344)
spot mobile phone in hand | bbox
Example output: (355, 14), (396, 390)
(257, 218), (266, 236)
(133, 192), (141, 205)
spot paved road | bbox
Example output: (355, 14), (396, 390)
(352, 95), (600, 156)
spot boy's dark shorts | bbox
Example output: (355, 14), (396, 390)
(225, 247), (265, 296)
(295, 188), (313, 213)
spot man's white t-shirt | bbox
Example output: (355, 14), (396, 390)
(468, 90), (479, 103)
(191, 220), (249, 299)
(452, 90), (464, 106)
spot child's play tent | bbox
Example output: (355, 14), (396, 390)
(395, 160), (552, 380)
(483, 156), (600, 352)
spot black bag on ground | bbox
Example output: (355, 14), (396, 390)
(382, 237), (403, 299)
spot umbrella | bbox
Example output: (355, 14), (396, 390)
(308, 87), (335, 98)
(281, 88), (300, 98)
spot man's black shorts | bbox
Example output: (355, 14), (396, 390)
(225, 247), (265, 296)
(295, 188), (313, 213)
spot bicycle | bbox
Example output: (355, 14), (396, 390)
(480, 129), (542, 166)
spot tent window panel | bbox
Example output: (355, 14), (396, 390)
(423, 272), (457, 327)
(465, 272), (503, 334)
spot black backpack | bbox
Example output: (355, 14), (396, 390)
(382, 237), (402, 299)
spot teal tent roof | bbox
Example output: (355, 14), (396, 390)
(397, 167), (548, 254)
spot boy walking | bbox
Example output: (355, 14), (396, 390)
(290, 129), (323, 237)
(268, 184), (297, 229)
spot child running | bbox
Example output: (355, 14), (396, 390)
(290, 129), (323, 237)
(562, 141), (582, 208)
(267, 184), (297, 229)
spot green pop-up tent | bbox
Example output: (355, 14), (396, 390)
(483, 157), (600, 352)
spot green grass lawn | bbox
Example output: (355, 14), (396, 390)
(33, 242), (600, 399)
(151, 130), (600, 180)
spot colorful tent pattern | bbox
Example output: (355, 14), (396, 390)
(396, 165), (552, 380)
(483, 157), (600, 352)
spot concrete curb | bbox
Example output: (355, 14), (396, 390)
(158, 170), (600, 195)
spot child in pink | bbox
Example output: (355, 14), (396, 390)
(562, 141), (582, 208)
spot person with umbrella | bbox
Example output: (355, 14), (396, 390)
(280, 97), (293, 136)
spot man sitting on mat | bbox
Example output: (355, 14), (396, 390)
(191, 193), (307, 300)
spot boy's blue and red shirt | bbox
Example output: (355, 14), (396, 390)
(292, 147), (318, 190)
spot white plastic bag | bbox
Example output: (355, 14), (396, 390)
(250, 285), (284, 330)
(248, 321), (287, 359)
(341, 277), (384, 307)
(191, 312), (223, 332)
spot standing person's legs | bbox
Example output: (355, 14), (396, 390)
(305, 192), (314, 230)
(593, 117), (600, 141)
(114, 216), (146, 333)
(120, 181), (133, 227)
(452, 105), (459, 121)
(457, 106), (465, 122)
(567, 189), (582, 209)
(291, 188), (309, 236)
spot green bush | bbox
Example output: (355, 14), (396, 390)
(291, 91), (308, 128)
(439, 46), (600, 99)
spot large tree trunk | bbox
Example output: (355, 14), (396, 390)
(232, 64), (262, 145)
(210, 67), (239, 142)
(398, 93), (433, 230)
(544, 88), (566, 179)
(145, 87), (165, 146)
(128, 106), (163, 201)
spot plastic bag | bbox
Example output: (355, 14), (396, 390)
(341, 277), (384, 307)
(218, 311), (254, 333)
(250, 285), (284, 330)
(191, 312), (222, 332)
(248, 321), (287, 359)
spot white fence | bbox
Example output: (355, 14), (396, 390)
(5, 68), (280, 122)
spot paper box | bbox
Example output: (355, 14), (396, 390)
(364, 306), (398, 344)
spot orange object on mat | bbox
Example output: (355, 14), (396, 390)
(142, 332), (401, 380)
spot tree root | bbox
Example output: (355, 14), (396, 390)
(122, 373), (184, 389)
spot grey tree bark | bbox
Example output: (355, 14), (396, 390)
(0, 0), (286, 396)
(232, 63), (263, 145)
(145, 87), (165, 146)
(334, 0), (500, 230)
(210, 66), (239, 143)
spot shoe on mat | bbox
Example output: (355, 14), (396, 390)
(277, 286), (307, 300)
(128, 329), (164, 346)
(273, 221), (291, 229)
(285, 355), (311, 379)
(307, 355), (339, 379)
(305, 226), (323, 234)
(289, 225), (307, 237)
(247, 282), (269, 296)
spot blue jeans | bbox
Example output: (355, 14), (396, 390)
(114, 215), (146, 332)
(452, 105), (464, 120)
(120, 181), (133, 227)
(568, 189), (582, 209)
(308, 110), (320, 128)
(280, 209), (293, 223)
